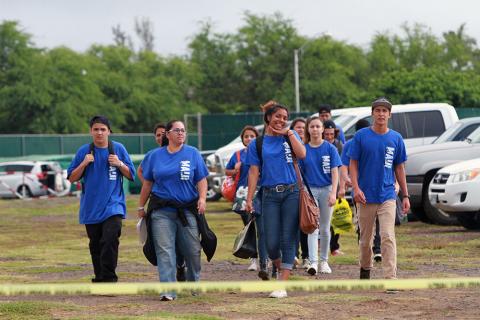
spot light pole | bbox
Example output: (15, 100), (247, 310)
(294, 49), (300, 113)
(294, 33), (330, 113)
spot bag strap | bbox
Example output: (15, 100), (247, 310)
(234, 150), (241, 184)
(255, 135), (264, 169)
(285, 136), (315, 199)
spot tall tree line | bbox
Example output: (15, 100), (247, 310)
(1, 13), (480, 133)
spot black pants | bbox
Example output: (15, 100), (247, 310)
(85, 215), (122, 281)
(296, 231), (309, 259)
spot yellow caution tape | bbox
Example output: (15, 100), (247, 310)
(1, 278), (480, 296)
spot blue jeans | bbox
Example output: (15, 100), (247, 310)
(253, 191), (267, 264)
(262, 185), (300, 270)
(308, 186), (333, 264)
(151, 208), (201, 298)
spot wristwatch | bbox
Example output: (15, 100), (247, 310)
(402, 195), (410, 199)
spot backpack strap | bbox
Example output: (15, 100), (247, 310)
(89, 142), (95, 156)
(108, 140), (115, 155)
(255, 135), (264, 169)
(88, 141), (115, 157)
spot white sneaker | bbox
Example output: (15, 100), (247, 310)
(160, 295), (175, 301)
(293, 257), (300, 269)
(248, 258), (258, 271)
(307, 263), (317, 276)
(319, 261), (332, 274)
(269, 289), (288, 298)
(301, 258), (311, 269)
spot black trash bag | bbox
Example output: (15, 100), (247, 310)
(232, 218), (257, 259)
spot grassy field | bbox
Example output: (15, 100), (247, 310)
(0, 196), (479, 319)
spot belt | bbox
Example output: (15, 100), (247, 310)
(264, 184), (296, 193)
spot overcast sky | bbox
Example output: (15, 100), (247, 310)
(1, 0), (479, 56)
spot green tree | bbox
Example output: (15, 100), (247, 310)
(188, 21), (243, 113)
(298, 35), (369, 109)
(234, 12), (301, 109)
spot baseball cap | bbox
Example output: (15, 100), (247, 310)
(371, 98), (392, 111)
(323, 120), (336, 129)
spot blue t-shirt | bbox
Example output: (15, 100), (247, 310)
(300, 142), (342, 187)
(140, 148), (157, 169)
(225, 148), (249, 188)
(341, 140), (352, 166)
(142, 145), (209, 203)
(67, 141), (136, 224)
(246, 133), (301, 187)
(348, 127), (407, 203)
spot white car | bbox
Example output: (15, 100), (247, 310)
(0, 161), (69, 198)
(429, 158), (480, 229)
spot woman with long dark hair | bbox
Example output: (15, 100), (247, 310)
(245, 100), (306, 298)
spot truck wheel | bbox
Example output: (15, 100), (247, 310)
(422, 186), (458, 225)
(409, 206), (430, 223)
(206, 187), (222, 202)
(457, 213), (480, 230)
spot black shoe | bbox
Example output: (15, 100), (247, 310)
(102, 277), (118, 283)
(258, 268), (269, 281)
(360, 268), (370, 280)
(91, 278), (103, 283)
(176, 264), (186, 282)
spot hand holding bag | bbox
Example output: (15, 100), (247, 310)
(292, 156), (320, 234)
(221, 151), (241, 202)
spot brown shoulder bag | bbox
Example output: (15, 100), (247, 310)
(292, 156), (320, 234)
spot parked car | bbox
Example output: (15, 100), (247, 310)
(406, 127), (480, 225)
(0, 161), (69, 198)
(201, 150), (222, 201)
(432, 117), (480, 144)
(211, 103), (459, 196)
(428, 158), (480, 230)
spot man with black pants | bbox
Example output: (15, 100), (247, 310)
(68, 116), (135, 282)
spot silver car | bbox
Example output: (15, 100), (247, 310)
(0, 161), (69, 198)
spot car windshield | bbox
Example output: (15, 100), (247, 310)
(334, 114), (356, 128)
(433, 122), (462, 144)
(466, 127), (480, 143)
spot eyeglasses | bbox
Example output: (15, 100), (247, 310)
(168, 128), (186, 134)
